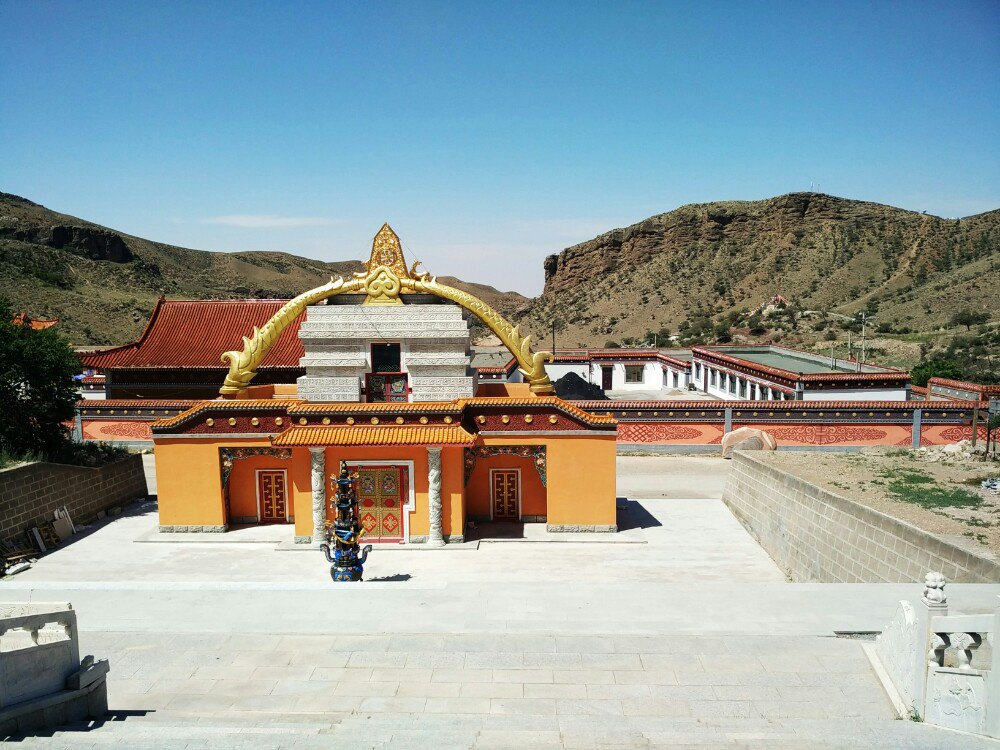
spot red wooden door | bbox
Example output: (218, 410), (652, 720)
(350, 465), (406, 542)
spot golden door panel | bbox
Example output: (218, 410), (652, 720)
(258, 470), (287, 523)
(350, 465), (405, 542)
(491, 470), (519, 520)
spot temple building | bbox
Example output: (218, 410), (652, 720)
(149, 225), (618, 543)
(536, 345), (909, 401)
(689, 346), (910, 401)
(79, 298), (309, 399)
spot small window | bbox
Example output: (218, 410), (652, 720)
(625, 365), (644, 384)
(371, 343), (401, 373)
(672, 372), (679, 387)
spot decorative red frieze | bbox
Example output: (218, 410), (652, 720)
(617, 423), (714, 443)
(81, 420), (153, 442)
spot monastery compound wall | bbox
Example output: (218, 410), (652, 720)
(721, 451), (1000, 583)
(0, 455), (147, 547)
(77, 398), (987, 450)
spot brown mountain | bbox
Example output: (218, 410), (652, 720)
(0, 193), (528, 345)
(527, 192), (999, 348)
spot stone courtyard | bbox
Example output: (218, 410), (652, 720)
(1, 456), (998, 749)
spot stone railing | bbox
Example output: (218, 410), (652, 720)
(0, 603), (109, 736)
(870, 573), (999, 738)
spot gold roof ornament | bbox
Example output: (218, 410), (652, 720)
(366, 223), (409, 280)
(220, 224), (554, 395)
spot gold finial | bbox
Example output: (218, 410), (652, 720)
(366, 223), (409, 278)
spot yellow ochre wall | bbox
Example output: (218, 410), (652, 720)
(228, 454), (296, 522)
(291, 446), (466, 540)
(153, 437), (264, 527)
(154, 432), (615, 533)
(466, 454), (547, 519)
(479, 434), (617, 528)
(153, 437), (311, 529)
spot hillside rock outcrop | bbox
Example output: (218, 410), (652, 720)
(0, 224), (133, 263)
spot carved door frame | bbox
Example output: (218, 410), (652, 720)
(489, 468), (520, 521)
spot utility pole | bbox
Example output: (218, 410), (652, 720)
(857, 312), (872, 366)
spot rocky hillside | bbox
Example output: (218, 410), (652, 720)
(0, 193), (527, 345)
(529, 193), (999, 347)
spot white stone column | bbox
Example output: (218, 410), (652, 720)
(426, 447), (444, 546)
(309, 447), (326, 546)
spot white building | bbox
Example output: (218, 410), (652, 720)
(478, 345), (911, 402)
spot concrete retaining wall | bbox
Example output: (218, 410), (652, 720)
(721, 451), (1000, 583)
(0, 456), (147, 547)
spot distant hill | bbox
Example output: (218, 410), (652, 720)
(4, 191), (997, 364)
(0, 193), (528, 345)
(527, 192), (999, 348)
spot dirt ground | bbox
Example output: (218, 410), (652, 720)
(755, 450), (1000, 558)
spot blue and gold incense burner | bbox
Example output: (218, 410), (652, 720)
(320, 461), (373, 582)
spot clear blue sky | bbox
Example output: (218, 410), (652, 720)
(2, 1), (997, 295)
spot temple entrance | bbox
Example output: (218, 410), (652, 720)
(601, 366), (613, 391)
(490, 469), (520, 520)
(349, 464), (406, 543)
(257, 469), (288, 524)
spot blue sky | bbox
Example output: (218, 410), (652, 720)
(2, 1), (997, 295)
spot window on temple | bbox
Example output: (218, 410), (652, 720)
(625, 365), (643, 384)
(371, 343), (401, 373)
(367, 343), (406, 402)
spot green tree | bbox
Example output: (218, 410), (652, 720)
(950, 309), (989, 331)
(909, 356), (963, 387)
(747, 314), (767, 336)
(0, 297), (81, 457)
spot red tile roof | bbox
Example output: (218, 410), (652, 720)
(272, 425), (476, 447)
(928, 377), (1000, 397)
(80, 297), (306, 370)
(572, 399), (986, 411)
(12, 312), (59, 330)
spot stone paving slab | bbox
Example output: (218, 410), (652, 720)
(5, 458), (998, 747)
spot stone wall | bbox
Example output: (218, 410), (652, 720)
(296, 299), (475, 402)
(721, 451), (1000, 583)
(0, 455), (147, 547)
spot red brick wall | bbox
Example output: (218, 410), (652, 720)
(0, 455), (147, 547)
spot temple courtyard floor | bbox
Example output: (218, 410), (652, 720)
(1, 456), (999, 748)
